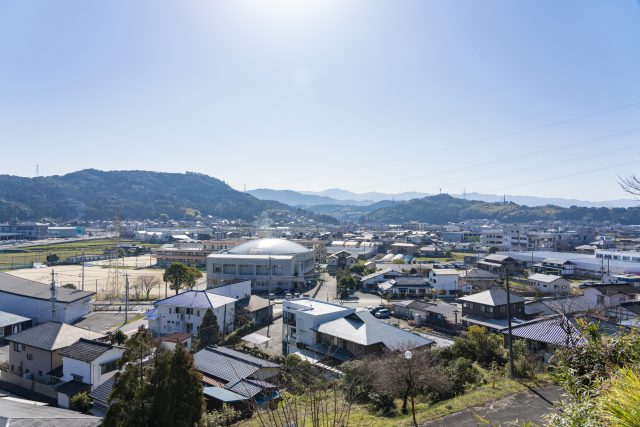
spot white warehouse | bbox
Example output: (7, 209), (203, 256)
(206, 238), (316, 292)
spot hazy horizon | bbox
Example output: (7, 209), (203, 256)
(2, 1), (640, 201)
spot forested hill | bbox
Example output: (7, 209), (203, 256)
(0, 169), (338, 224)
(361, 194), (640, 224)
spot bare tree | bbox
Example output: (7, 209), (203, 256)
(134, 275), (161, 300)
(619, 175), (640, 196)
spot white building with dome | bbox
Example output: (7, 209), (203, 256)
(206, 238), (316, 292)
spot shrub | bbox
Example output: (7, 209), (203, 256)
(70, 392), (92, 413)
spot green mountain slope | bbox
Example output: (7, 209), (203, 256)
(362, 194), (640, 224)
(0, 169), (338, 223)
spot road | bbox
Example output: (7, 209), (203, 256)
(423, 384), (562, 427)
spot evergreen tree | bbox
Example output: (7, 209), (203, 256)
(197, 308), (219, 350)
(104, 326), (204, 427)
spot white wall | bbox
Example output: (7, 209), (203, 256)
(208, 281), (251, 300)
(0, 293), (92, 325)
(155, 302), (235, 335)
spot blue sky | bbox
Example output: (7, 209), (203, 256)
(1, 0), (640, 201)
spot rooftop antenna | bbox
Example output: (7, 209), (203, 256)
(50, 269), (57, 321)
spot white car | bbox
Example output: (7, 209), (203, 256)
(285, 292), (293, 299)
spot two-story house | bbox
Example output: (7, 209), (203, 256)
(429, 269), (469, 296)
(458, 289), (525, 331)
(528, 273), (570, 295)
(148, 290), (236, 336)
(327, 251), (358, 275)
(6, 322), (104, 385)
(56, 339), (124, 408)
(581, 283), (640, 307)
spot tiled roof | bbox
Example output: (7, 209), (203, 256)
(89, 376), (115, 404)
(0, 272), (95, 303)
(59, 338), (114, 362)
(56, 379), (91, 396)
(194, 346), (279, 383)
(6, 322), (104, 351)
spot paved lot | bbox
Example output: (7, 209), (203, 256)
(74, 312), (146, 334)
(251, 315), (283, 357)
(423, 384), (562, 427)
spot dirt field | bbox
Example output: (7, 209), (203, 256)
(5, 255), (186, 302)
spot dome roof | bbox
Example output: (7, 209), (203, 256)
(228, 239), (311, 256)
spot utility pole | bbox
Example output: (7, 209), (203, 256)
(125, 273), (130, 324)
(266, 255), (273, 337)
(504, 268), (515, 379)
(81, 250), (85, 291)
(50, 270), (57, 322)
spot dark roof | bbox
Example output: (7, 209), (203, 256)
(203, 387), (248, 402)
(194, 346), (279, 383)
(0, 272), (95, 303)
(620, 301), (640, 315)
(581, 283), (640, 296)
(6, 322), (104, 351)
(0, 398), (101, 427)
(463, 268), (500, 280)
(505, 315), (623, 347)
(393, 276), (428, 286)
(160, 332), (192, 344)
(59, 338), (114, 362)
(225, 378), (277, 398)
(56, 379), (91, 396)
(89, 376), (115, 405)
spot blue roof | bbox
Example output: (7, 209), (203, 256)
(155, 290), (236, 309)
(144, 307), (158, 320)
(203, 387), (248, 402)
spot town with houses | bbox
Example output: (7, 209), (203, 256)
(0, 214), (640, 425)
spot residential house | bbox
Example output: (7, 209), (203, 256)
(6, 322), (104, 385)
(477, 255), (524, 274)
(377, 276), (432, 298)
(282, 299), (354, 356)
(159, 331), (193, 351)
(528, 273), (570, 295)
(581, 283), (640, 307)
(314, 310), (433, 360)
(458, 289), (525, 331)
(148, 290), (236, 336)
(534, 258), (575, 277)
(327, 250), (358, 275)
(505, 314), (623, 363)
(460, 268), (500, 291)
(56, 339), (124, 408)
(391, 300), (461, 327)
(194, 346), (280, 411)
(360, 268), (403, 291)
(429, 269), (468, 296)
(0, 272), (94, 324)
(240, 295), (273, 326)
(0, 311), (31, 343)
(390, 243), (418, 256)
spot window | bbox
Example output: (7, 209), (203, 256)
(26, 353), (33, 361)
(38, 370), (42, 377)
(72, 374), (83, 382)
(13, 343), (20, 352)
(484, 306), (493, 313)
(21, 345), (25, 351)
(101, 360), (118, 375)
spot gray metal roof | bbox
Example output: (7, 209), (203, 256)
(194, 346), (279, 383)
(316, 310), (433, 349)
(59, 338), (115, 362)
(0, 311), (30, 328)
(0, 397), (101, 427)
(459, 289), (525, 306)
(6, 322), (104, 351)
(0, 272), (94, 303)
(154, 290), (236, 310)
(225, 378), (277, 398)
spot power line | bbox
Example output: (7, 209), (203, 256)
(352, 126), (640, 192)
(262, 101), (640, 187)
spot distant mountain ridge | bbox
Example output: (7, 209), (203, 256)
(0, 170), (338, 224)
(251, 187), (638, 208)
(362, 194), (640, 225)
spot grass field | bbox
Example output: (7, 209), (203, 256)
(240, 372), (549, 427)
(0, 239), (159, 270)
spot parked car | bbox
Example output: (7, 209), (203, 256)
(285, 292), (293, 299)
(294, 292), (300, 298)
(374, 309), (390, 319)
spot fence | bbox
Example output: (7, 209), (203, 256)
(0, 370), (59, 400)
